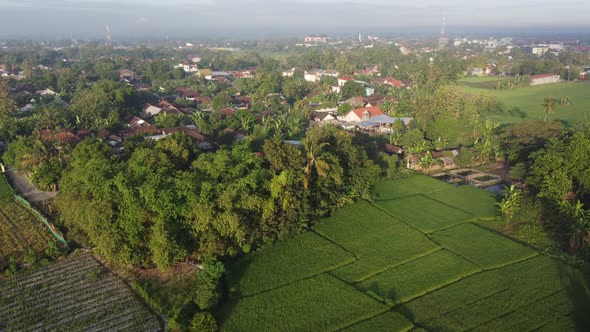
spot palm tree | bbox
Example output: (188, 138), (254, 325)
(542, 97), (557, 121)
(302, 132), (342, 189)
(559, 96), (572, 107)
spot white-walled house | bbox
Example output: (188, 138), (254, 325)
(530, 74), (560, 85)
(340, 106), (385, 123)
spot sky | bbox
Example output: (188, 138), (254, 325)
(0, 0), (588, 39)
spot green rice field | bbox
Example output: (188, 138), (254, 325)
(216, 175), (590, 331)
(459, 79), (590, 125)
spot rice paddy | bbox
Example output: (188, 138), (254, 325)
(216, 175), (590, 331)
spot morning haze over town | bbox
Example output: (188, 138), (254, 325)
(0, 0), (589, 331)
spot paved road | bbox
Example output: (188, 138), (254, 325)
(5, 168), (57, 202)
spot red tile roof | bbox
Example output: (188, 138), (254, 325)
(339, 76), (354, 81)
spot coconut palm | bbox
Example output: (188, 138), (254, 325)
(559, 96), (572, 107)
(542, 97), (557, 121)
(302, 131), (342, 189)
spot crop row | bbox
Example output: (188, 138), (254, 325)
(401, 256), (590, 330)
(0, 255), (161, 332)
(0, 199), (52, 258)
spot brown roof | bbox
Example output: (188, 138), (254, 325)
(351, 106), (384, 118)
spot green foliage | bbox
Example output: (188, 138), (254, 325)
(341, 81), (365, 99)
(495, 75), (530, 89)
(189, 312), (217, 332)
(454, 147), (473, 167)
(496, 185), (522, 221)
(528, 130), (590, 201)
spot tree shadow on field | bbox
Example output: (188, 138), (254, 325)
(558, 260), (590, 330)
(212, 257), (253, 327)
(362, 281), (398, 307)
(507, 106), (527, 119)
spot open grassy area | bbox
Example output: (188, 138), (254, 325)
(458, 79), (590, 125)
(218, 274), (387, 332)
(0, 175), (12, 199)
(217, 175), (590, 331)
(226, 231), (355, 297)
(431, 223), (538, 269)
(375, 194), (474, 233)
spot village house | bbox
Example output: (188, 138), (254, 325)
(340, 106), (385, 123)
(304, 35), (329, 43)
(530, 73), (561, 85)
(304, 71), (322, 82)
(36, 88), (57, 96)
(372, 77), (405, 88)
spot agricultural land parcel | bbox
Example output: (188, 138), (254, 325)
(458, 78), (590, 125)
(0, 254), (162, 331)
(217, 175), (590, 331)
(0, 174), (55, 262)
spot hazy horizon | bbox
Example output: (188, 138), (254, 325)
(1, 0), (589, 40)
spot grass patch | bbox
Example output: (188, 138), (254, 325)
(431, 223), (537, 269)
(358, 250), (480, 305)
(227, 231), (355, 297)
(426, 185), (499, 219)
(0, 175), (12, 199)
(314, 201), (439, 282)
(372, 175), (451, 201)
(459, 81), (590, 126)
(217, 274), (387, 332)
(375, 195), (473, 233)
(401, 256), (590, 331)
(340, 311), (413, 332)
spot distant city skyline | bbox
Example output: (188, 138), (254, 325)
(1, 0), (589, 39)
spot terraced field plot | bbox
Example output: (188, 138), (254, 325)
(0, 198), (54, 260)
(0, 254), (162, 331)
(219, 274), (388, 332)
(358, 250), (481, 305)
(372, 175), (450, 201)
(376, 194), (473, 233)
(401, 256), (590, 331)
(217, 176), (590, 331)
(227, 231), (355, 297)
(431, 223), (538, 269)
(426, 185), (499, 218)
(340, 311), (414, 332)
(314, 201), (439, 283)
